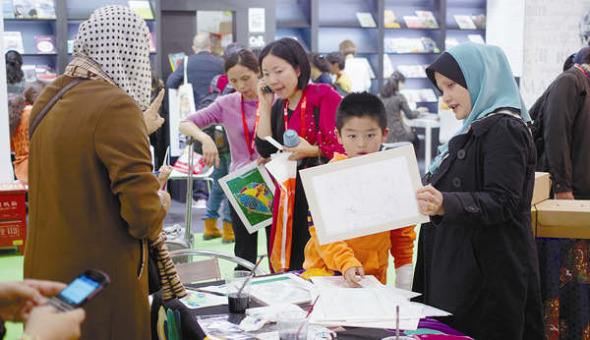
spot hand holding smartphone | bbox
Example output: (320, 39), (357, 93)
(47, 269), (110, 312)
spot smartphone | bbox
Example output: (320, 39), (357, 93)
(48, 269), (110, 312)
(263, 86), (273, 93)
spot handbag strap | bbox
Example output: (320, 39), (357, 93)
(183, 56), (188, 85)
(29, 78), (88, 140)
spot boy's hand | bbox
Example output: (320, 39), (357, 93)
(343, 267), (365, 288)
(156, 165), (173, 188)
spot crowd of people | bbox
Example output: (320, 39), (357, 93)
(4, 3), (590, 340)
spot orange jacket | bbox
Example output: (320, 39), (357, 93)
(302, 153), (416, 284)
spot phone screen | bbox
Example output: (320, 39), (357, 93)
(49, 269), (109, 311)
(58, 275), (101, 306)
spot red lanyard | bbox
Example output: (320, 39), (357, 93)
(241, 95), (259, 159)
(283, 89), (308, 139)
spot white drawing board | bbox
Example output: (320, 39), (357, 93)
(299, 145), (429, 245)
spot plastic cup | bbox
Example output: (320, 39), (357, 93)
(226, 270), (251, 314)
(277, 310), (309, 340)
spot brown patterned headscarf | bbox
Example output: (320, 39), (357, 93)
(64, 5), (151, 110)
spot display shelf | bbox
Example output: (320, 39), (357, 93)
(275, 0), (312, 53)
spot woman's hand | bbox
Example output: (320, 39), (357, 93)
(343, 267), (365, 288)
(156, 165), (173, 188)
(554, 191), (574, 200)
(0, 280), (66, 322)
(143, 89), (165, 134)
(201, 136), (220, 168)
(283, 137), (320, 161)
(24, 305), (85, 340)
(416, 184), (445, 216)
(257, 78), (274, 109)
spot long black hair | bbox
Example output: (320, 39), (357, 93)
(380, 71), (406, 98)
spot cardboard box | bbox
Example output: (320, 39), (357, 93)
(531, 206), (537, 236)
(532, 172), (551, 205)
(535, 200), (590, 239)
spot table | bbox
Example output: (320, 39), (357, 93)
(150, 280), (469, 340)
(536, 238), (589, 339)
(405, 116), (440, 171)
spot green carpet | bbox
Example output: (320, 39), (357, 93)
(0, 226), (419, 340)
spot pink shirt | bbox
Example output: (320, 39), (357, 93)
(183, 92), (259, 172)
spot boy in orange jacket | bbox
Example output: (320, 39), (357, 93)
(302, 92), (416, 289)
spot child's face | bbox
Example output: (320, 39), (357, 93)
(336, 116), (388, 158)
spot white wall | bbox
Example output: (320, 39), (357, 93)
(487, 0), (525, 77)
(520, 0), (590, 107)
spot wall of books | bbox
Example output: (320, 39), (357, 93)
(275, 0), (487, 107)
(3, 0), (156, 83)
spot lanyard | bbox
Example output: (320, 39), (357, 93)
(282, 89), (308, 139)
(241, 95), (259, 159)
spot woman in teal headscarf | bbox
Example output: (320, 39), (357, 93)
(413, 43), (544, 339)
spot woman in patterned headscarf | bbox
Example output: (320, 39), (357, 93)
(24, 6), (170, 339)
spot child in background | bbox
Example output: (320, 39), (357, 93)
(302, 92), (416, 288)
(308, 52), (333, 86)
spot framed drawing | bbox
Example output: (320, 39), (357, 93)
(300, 145), (429, 245)
(219, 162), (275, 234)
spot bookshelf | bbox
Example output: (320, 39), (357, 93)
(275, 0), (487, 97)
(3, 0), (158, 77)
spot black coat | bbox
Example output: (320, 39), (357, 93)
(415, 112), (545, 339)
(535, 66), (590, 198)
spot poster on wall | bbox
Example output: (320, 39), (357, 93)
(219, 162), (275, 234)
(248, 8), (265, 33)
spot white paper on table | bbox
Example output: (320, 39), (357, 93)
(311, 318), (420, 331)
(310, 275), (421, 299)
(412, 302), (452, 318)
(250, 273), (313, 305)
(300, 145), (429, 245)
(311, 288), (422, 323)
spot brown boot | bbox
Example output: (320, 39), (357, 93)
(203, 218), (222, 240)
(222, 221), (235, 244)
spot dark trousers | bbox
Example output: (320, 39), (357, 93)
(230, 206), (271, 269)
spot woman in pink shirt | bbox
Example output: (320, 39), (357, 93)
(180, 48), (267, 267)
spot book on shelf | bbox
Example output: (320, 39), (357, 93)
(34, 35), (55, 53)
(415, 10), (438, 29)
(453, 14), (477, 29)
(356, 12), (376, 28)
(34, 0), (55, 19)
(4, 31), (24, 54)
(396, 65), (427, 78)
(383, 9), (400, 29)
(128, 0), (153, 20)
(467, 34), (485, 44)
(383, 54), (394, 78)
(384, 37), (423, 53)
(420, 37), (439, 53)
(3, 0), (14, 18)
(472, 14), (486, 29)
(22, 64), (37, 82)
(403, 16), (424, 29)
(400, 89), (438, 104)
(35, 64), (56, 81)
(12, 0), (55, 19)
(168, 52), (186, 72)
(67, 40), (74, 54)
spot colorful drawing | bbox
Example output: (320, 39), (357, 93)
(220, 162), (275, 233)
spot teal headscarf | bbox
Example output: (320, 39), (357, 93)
(428, 43), (530, 175)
